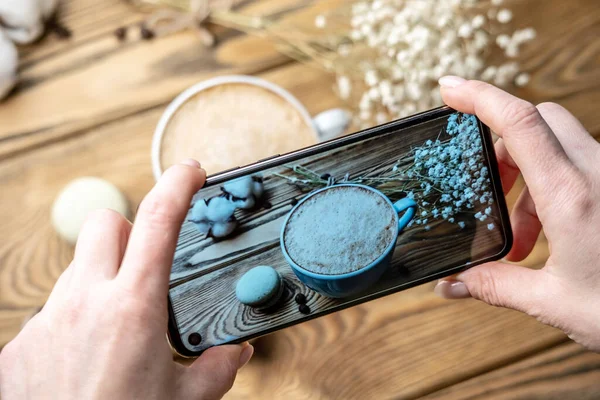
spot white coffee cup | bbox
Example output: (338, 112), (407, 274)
(151, 75), (351, 181)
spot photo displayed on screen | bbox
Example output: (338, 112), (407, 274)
(169, 112), (508, 352)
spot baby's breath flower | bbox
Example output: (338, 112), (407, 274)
(325, 0), (536, 126)
(496, 9), (513, 23)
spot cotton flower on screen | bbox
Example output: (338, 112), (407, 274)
(222, 175), (264, 210)
(189, 197), (238, 238)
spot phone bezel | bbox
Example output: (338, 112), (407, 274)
(166, 106), (513, 358)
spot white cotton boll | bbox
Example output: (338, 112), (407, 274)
(251, 179), (264, 198)
(0, 30), (18, 100)
(211, 221), (238, 238)
(206, 196), (237, 221)
(496, 9), (513, 24)
(314, 108), (351, 141)
(193, 221), (212, 235)
(190, 199), (210, 222)
(0, 0), (52, 44)
(231, 196), (256, 210)
(223, 176), (253, 199)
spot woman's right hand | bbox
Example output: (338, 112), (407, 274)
(434, 76), (600, 352)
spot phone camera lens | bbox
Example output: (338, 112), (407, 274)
(188, 333), (202, 346)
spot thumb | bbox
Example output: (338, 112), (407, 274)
(177, 343), (254, 400)
(435, 262), (553, 316)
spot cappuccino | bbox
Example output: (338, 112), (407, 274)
(160, 83), (317, 174)
(283, 186), (396, 275)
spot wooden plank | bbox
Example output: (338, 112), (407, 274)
(421, 342), (600, 399)
(225, 289), (568, 400)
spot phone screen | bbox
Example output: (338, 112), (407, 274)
(168, 108), (511, 355)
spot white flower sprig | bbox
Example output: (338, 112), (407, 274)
(275, 113), (497, 231)
(400, 113), (495, 230)
(314, 0), (536, 128)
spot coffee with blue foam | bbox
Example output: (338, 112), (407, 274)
(283, 186), (396, 275)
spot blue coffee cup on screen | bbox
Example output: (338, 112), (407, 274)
(280, 184), (416, 298)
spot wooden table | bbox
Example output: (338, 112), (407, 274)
(1, 0), (599, 398)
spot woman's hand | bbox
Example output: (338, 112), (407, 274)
(435, 76), (600, 352)
(0, 159), (253, 399)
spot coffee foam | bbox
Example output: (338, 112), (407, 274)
(160, 83), (317, 174)
(284, 186), (396, 275)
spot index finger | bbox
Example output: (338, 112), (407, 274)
(438, 77), (574, 202)
(118, 160), (206, 298)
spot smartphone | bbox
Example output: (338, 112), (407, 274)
(167, 106), (512, 357)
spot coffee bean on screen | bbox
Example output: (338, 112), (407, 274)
(290, 198), (298, 206)
(298, 304), (310, 314)
(188, 333), (202, 346)
(320, 173), (331, 180)
(263, 201), (272, 209)
(295, 293), (307, 304)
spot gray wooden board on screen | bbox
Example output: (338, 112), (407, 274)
(168, 116), (506, 352)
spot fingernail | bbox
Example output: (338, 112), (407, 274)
(439, 76), (466, 88)
(180, 158), (201, 168)
(238, 344), (254, 369)
(434, 280), (471, 299)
